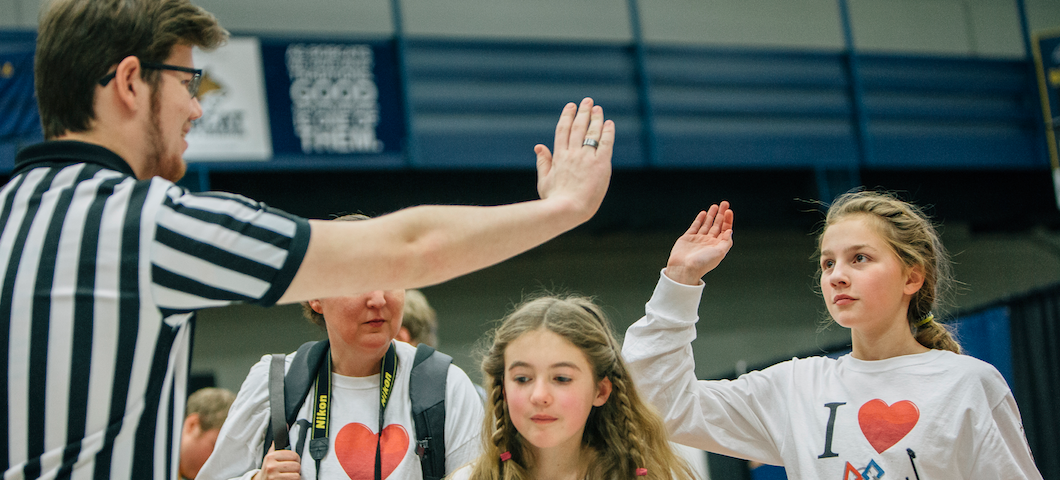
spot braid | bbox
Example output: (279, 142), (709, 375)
(489, 379), (510, 455)
(603, 334), (648, 477)
(613, 374), (647, 477)
(914, 319), (961, 353)
(605, 364), (695, 480)
(619, 381), (644, 470)
(468, 376), (521, 480)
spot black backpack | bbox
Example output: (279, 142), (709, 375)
(262, 340), (451, 480)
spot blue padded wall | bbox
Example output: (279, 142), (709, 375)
(859, 55), (1040, 169)
(0, 34), (1047, 172)
(405, 41), (644, 168)
(647, 48), (858, 169)
(404, 41), (1043, 170)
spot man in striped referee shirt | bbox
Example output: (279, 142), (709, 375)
(1, 0), (615, 478)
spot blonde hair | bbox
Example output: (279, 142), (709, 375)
(185, 387), (235, 431)
(467, 294), (697, 480)
(401, 289), (438, 347)
(819, 190), (960, 353)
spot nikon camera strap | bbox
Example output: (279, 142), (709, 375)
(376, 342), (398, 480)
(307, 342), (398, 480)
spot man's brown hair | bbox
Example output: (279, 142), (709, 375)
(401, 289), (438, 347)
(35, 0), (228, 139)
(185, 387), (235, 431)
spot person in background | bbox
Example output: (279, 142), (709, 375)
(180, 388), (236, 480)
(399, 288), (495, 404)
(398, 289), (439, 347)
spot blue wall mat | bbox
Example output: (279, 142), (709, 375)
(0, 32), (1046, 173)
(954, 306), (1015, 388)
(750, 464), (787, 480)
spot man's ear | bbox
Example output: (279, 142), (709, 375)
(182, 412), (201, 436)
(308, 299), (324, 314)
(396, 327), (412, 344)
(110, 55), (148, 111)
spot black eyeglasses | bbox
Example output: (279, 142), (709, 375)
(98, 61), (203, 97)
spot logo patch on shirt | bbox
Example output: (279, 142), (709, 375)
(858, 399), (919, 453)
(334, 423), (409, 479)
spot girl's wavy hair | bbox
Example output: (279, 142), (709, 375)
(466, 293), (697, 480)
(818, 190), (960, 353)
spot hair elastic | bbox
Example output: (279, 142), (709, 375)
(500, 451), (512, 462)
(635, 468), (648, 476)
(915, 313), (934, 327)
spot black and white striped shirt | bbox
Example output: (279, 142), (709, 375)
(1, 141), (311, 480)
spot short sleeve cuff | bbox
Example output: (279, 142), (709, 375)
(257, 214), (311, 306)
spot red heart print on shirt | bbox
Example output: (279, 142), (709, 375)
(858, 399), (919, 453)
(334, 423), (409, 480)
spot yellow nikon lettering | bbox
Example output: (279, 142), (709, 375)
(315, 395), (327, 429)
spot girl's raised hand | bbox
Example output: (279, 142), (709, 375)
(664, 202), (734, 285)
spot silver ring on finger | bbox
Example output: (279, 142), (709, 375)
(582, 138), (599, 148)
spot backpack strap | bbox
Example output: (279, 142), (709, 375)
(268, 353), (289, 450)
(263, 340), (330, 460)
(285, 340), (330, 425)
(410, 343), (452, 480)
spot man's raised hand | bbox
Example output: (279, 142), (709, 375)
(534, 97), (614, 223)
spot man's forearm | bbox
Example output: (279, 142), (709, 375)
(277, 197), (587, 303)
(277, 97), (613, 304)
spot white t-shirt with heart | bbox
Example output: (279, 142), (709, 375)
(621, 271), (1043, 480)
(197, 340), (483, 480)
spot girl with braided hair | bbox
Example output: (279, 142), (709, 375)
(623, 195), (1042, 479)
(448, 294), (699, 480)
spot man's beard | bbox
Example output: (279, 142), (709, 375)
(145, 87), (186, 182)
